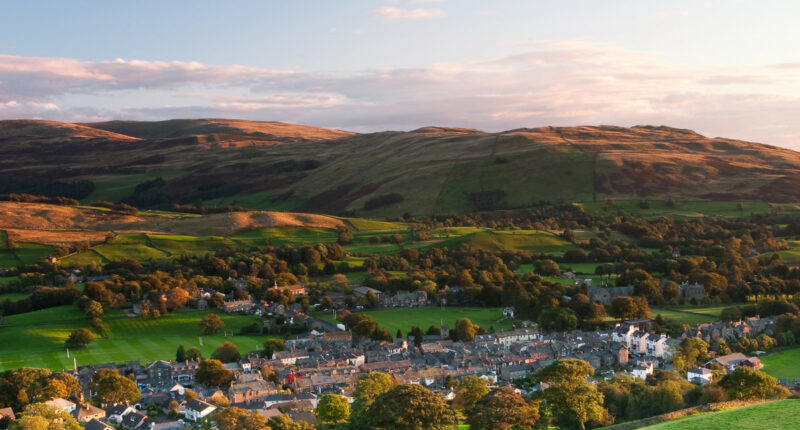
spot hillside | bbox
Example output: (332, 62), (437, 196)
(634, 399), (800, 430)
(2, 120), (800, 216)
(0, 202), (345, 244)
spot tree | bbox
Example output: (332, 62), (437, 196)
(535, 359), (608, 430)
(452, 375), (490, 411)
(337, 229), (354, 245)
(90, 369), (140, 405)
(84, 300), (103, 319)
(269, 414), (315, 430)
(537, 307), (578, 332)
(184, 389), (199, 401)
(166, 287), (189, 310)
(610, 296), (638, 320)
(186, 346), (202, 361)
(671, 338), (709, 373)
(720, 367), (790, 400)
(454, 318), (477, 342)
(65, 328), (94, 349)
(176, 345), (186, 362)
(212, 341), (241, 363)
(351, 373), (395, 424)
(364, 384), (455, 430)
(316, 393), (350, 424)
(263, 338), (286, 359)
(208, 391), (231, 408)
(200, 313), (224, 334)
(215, 407), (270, 430)
(466, 386), (539, 430)
(196, 359), (231, 387)
(536, 259), (561, 277)
(720, 306), (742, 322)
(11, 403), (81, 430)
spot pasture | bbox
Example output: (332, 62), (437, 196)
(0, 306), (272, 371)
(761, 347), (800, 379)
(579, 200), (785, 219)
(636, 399), (800, 430)
(651, 304), (731, 326)
(314, 306), (515, 335)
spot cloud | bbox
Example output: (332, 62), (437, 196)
(370, 6), (445, 20)
(3, 43), (800, 148)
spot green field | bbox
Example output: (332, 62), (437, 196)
(651, 304), (731, 326)
(636, 399), (800, 429)
(0, 306), (272, 371)
(761, 347), (800, 379)
(432, 230), (575, 254)
(314, 306), (515, 335)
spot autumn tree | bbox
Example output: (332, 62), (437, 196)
(84, 300), (104, 319)
(263, 338), (286, 359)
(166, 287), (189, 311)
(535, 359), (608, 430)
(65, 328), (94, 349)
(200, 313), (224, 334)
(212, 341), (241, 363)
(466, 386), (539, 430)
(208, 391), (231, 408)
(11, 403), (81, 430)
(316, 393), (350, 425)
(454, 318), (478, 342)
(186, 346), (202, 361)
(452, 375), (490, 411)
(196, 359), (231, 387)
(351, 372), (395, 425)
(720, 367), (790, 400)
(90, 369), (140, 405)
(176, 345), (186, 362)
(363, 384), (455, 430)
(215, 406), (270, 430)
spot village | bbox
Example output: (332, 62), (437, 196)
(0, 287), (781, 430)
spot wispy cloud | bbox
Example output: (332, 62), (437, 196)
(370, 6), (445, 20)
(2, 42), (800, 148)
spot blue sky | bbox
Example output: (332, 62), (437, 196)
(2, 0), (800, 147)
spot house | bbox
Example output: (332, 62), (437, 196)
(168, 383), (186, 398)
(385, 291), (427, 308)
(105, 405), (134, 423)
(146, 360), (174, 386)
(321, 331), (352, 346)
(181, 399), (216, 421)
(503, 307), (515, 318)
(645, 334), (668, 358)
(84, 418), (114, 430)
(222, 299), (254, 313)
(353, 286), (383, 300)
(228, 373), (278, 404)
(122, 411), (150, 429)
(632, 361), (654, 380)
(72, 403), (105, 423)
(270, 282), (307, 297)
(106, 404), (136, 423)
(45, 398), (76, 413)
(0, 407), (15, 427)
(688, 367), (713, 385)
(679, 282), (706, 302)
(587, 286), (635, 305)
(706, 353), (763, 371)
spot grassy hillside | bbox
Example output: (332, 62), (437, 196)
(636, 400), (800, 429)
(5, 120), (800, 216)
(314, 307), (515, 336)
(761, 347), (800, 379)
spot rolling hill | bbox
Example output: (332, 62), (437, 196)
(2, 119), (800, 216)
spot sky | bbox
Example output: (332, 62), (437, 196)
(3, 0), (800, 148)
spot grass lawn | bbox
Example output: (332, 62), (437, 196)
(0, 293), (28, 302)
(650, 304), (732, 326)
(0, 306), (273, 371)
(14, 242), (53, 265)
(560, 262), (602, 274)
(314, 306), (515, 335)
(635, 399), (800, 429)
(432, 230), (575, 254)
(761, 347), (800, 379)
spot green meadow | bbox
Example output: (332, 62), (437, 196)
(761, 347), (800, 379)
(314, 306), (515, 336)
(0, 306), (271, 371)
(636, 399), (800, 430)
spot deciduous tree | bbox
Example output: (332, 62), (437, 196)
(466, 386), (539, 430)
(316, 393), (350, 424)
(200, 313), (224, 334)
(90, 369), (140, 405)
(364, 384), (455, 430)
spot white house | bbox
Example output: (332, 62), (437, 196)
(168, 383), (185, 397)
(612, 323), (638, 346)
(181, 399), (216, 422)
(632, 361), (655, 381)
(645, 334), (668, 358)
(687, 367), (713, 385)
(105, 404), (135, 423)
(45, 398), (76, 413)
(630, 331), (649, 354)
(503, 307), (515, 318)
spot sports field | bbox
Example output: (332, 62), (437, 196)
(0, 306), (273, 371)
(637, 399), (800, 429)
(314, 306), (515, 335)
(650, 304), (731, 326)
(761, 347), (800, 379)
